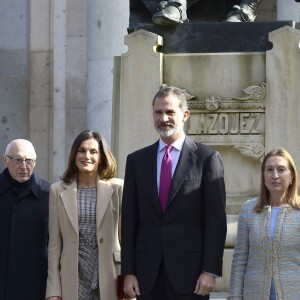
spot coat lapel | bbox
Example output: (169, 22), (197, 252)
(96, 180), (113, 231)
(166, 137), (197, 209)
(61, 181), (79, 234)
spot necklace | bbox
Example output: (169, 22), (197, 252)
(77, 185), (97, 189)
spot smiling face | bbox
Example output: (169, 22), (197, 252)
(263, 155), (293, 199)
(153, 93), (190, 144)
(75, 138), (101, 176)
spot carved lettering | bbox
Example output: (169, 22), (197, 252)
(187, 113), (264, 135)
(240, 113), (250, 134)
(218, 113), (228, 135)
(208, 114), (218, 134)
(198, 114), (208, 134)
(250, 113), (261, 134)
(186, 84), (266, 161)
(230, 113), (239, 134)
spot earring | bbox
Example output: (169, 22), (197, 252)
(290, 180), (292, 185)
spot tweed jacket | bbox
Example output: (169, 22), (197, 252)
(46, 177), (123, 300)
(229, 198), (300, 300)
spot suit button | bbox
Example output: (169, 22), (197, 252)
(99, 238), (104, 243)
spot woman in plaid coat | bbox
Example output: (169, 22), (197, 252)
(46, 130), (123, 300)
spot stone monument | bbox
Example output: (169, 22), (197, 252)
(112, 9), (300, 292)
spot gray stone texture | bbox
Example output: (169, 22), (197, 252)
(0, 0), (28, 172)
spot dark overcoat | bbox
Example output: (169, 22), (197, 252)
(0, 170), (50, 300)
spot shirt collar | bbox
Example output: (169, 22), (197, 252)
(158, 133), (186, 152)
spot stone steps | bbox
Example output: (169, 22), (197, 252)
(210, 292), (229, 299)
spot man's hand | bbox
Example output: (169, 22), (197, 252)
(124, 274), (140, 298)
(194, 272), (215, 296)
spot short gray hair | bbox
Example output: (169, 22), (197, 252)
(152, 85), (189, 112)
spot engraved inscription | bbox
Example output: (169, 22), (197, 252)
(185, 83), (266, 161)
(187, 112), (264, 135)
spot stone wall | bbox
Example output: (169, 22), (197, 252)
(1, 0), (297, 184)
(0, 0), (128, 182)
(0, 0), (29, 173)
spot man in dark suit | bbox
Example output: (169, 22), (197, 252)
(121, 86), (227, 299)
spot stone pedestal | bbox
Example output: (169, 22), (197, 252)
(113, 30), (163, 174)
(128, 21), (297, 53)
(113, 23), (300, 291)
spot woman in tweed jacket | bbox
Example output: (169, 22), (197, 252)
(229, 148), (300, 300)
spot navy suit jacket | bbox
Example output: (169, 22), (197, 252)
(121, 137), (227, 295)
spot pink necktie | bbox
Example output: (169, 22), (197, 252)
(159, 145), (172, 212)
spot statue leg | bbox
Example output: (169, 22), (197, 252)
(225, 0), (263, 22)
(140, 0), (162, 15)
(152, 0), (188, 26)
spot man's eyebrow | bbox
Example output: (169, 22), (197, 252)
(154, 108), (175, 112)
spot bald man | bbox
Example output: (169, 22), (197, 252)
(0, 139), (50, 300)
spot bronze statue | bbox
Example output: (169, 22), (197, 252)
(134, 0), (263, 26)
(225, 0), (263, 22)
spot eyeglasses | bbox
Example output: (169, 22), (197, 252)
(5, 155), (36, 167)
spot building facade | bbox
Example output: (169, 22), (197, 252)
(0, 0), (299, 182)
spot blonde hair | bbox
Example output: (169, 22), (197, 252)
(255, 148), (300, 212)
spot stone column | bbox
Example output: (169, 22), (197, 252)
(266, 26), (300, 165)
(87, 0), (129, 146)
(277, 0), (300, 22)
(52, 0), (67, 182)
(29, 0), (51, 179)
(0, 0), (28, 171)
(65, 0), (87, 155)
(113, 30), (163, 178)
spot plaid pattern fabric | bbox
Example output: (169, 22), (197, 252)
(77, 187), (100, 300)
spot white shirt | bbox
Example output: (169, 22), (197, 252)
(156, 134), (185, 190)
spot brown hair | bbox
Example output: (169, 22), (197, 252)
(62, 130), (117, 184)
(255, 148), (300, 212)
